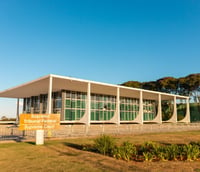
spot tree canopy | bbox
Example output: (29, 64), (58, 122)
(121, 73), (200, 103)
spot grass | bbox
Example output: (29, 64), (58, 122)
(1, 131), (200, 172)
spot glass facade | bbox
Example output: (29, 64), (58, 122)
(120, 97), (139, 121)
(23, 90), (158, 123)
(24, 97), (31, 113)
(91, 94), (116, 121)
(143, 99), (156, 121)
(53, 92), (62, 114)
(65, 91), (87, 121)
(40, 94), (47, 113)
(32, 96), (40, 113)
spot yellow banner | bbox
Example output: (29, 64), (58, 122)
(19, 114), (60, 130)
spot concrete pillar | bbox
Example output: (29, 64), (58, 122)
(79, 82), (91, 126)
(165, 96), (177, 123)
(110, 87), (120, 125)
(139, 90), (143, 124)
(157, 94), (162, 123)
(186, 98), (191, 123)
(16, 98), (20, 124)
(133, 90), (143, 124)
(173, 96), (177, 123)
(36, 75), (53, 145)
(178, 98), (190, 123)
(47, 76), (53, 114)
(116, 87), (120, 125)
(61, 91), (66, 121)
(87, 82), (91, 126)
(149, 93), (162, 124)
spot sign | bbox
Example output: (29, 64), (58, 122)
(19, 114), (60, 130)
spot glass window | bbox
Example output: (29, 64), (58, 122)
(66, 100), (71, 108)
(64, 90), (87, 121)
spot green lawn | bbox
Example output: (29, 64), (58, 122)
(1, 131), (200, 172)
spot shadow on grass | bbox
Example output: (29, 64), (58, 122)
(0, 135), (25, 142)
(63, 142), (97, 152)
(26, 141), (36, 145)
(63, 142), (83, 150)
(62, 142), (148, 172)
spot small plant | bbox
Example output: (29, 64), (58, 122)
(93, 136), (200, 162)
(190, 141), (200, 147)
(140, 141), (160, 152)
(165, 144), (179, 161)
(113, 141), (137, 161)
(157, 146), (168, 161)
(94, 135), (115, 156)
(143, 152), (154, 162)
(139, 141), (160, 161)
(183, 144), (200, 161)
(157, 151), (167, 161)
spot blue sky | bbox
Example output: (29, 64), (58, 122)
(0, 0), (200, 117)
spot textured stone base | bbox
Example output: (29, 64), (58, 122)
(1, 123), (200, 140)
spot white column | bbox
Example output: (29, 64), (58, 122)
(87, 82), (91, 126)
(132, 90), (143, 124)
(186, 98), (190, 123)
(116, 87), (120, 125)
(61, 91), (66, 121)
(158, 94), (162, 123)
(178, 97), (190, 123)
(139, 91), (143, 124)
(47, 75), (53, 114)
(165, 96), (177, 123)
(36, 75), (52, 145)
(16, 98), (20, 124)
(173, 96), (177, 123)
(109, 87), (120, 124)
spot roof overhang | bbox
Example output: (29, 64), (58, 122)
(0, 74), (189, 101)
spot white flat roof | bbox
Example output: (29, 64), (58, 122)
(0, 74), (189, 100)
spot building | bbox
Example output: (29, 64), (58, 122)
(0, 74), (190, 125)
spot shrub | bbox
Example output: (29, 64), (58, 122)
(113, 141), (137, 161)
(143, 152), (155, 162)
(94, 135), (115, 156)
(156, 146), (169, 161)
(190, 141), (200, 147)
(165, 144), (179, 161)
(93, 136), (200, 162)
(139, 141), (161, 161)
(140, 141), (160, 153)
(183, 144), (200, 161)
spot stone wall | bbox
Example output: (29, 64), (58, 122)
(1, 123), (200, 140)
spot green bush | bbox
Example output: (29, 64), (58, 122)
(140, 141), (160, 152)
(143, 152), (155, 162)
(157, 150), (168, 161)
(94, 135), (115, 156)
(190, 141), (200, 147)
(183, 144), (200, 161)
(165, 144), (180, 161)
(93, 136), (200, 162)
(113, 141), (137, 161)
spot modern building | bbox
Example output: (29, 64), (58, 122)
(0, 74), (190, 125)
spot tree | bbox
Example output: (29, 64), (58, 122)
(121, 81), (142, 88)
(156, 77), (178, 94)
(142, 81), (157, 91)
(120, 73), (200, 102)
(1, 116), (8, 121)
